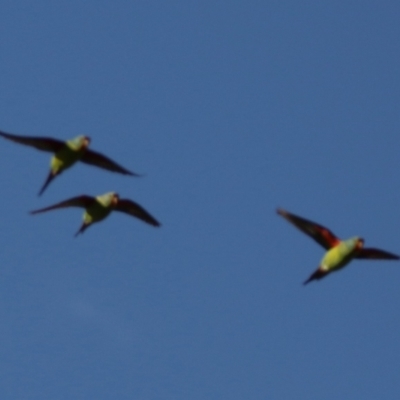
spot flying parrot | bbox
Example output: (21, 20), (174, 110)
(30, 192), (160, 236)
(277, 208), (399, 285)
(0, 129), (140, 195)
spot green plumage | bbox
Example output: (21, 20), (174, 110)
(30, 191), (161, 236)
(82, 192), (115, 226)
(50, 136), (88, 174)
(277, 208), (399, 285)
(0, 129), (139, 195)
(320, 237), (360, 273)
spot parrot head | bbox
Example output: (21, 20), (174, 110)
(68, 135), (91, 151)
(95, 192), (119, 208)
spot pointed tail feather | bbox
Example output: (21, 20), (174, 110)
(74, 222), (89, 237)
(303, 268), (327, 285)
(38, 171), (56, 196)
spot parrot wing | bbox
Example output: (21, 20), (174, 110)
(30, 195), (95, 214)
(356, 247), (400, 260)
(0, 130), (64, 153)
(277, 208), (340, 250)
(80, 149), (139, 176)
(114, 198), (161, 227)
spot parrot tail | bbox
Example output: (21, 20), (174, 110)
(74, 222), (89, 237)
(38, 171), (56, 196)
(303, 268), (327, 285)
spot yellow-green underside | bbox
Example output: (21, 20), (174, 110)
(320, 238), (359, 272)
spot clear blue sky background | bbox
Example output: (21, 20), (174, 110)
(1, 1), (400, 399)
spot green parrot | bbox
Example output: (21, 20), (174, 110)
(277, 208), (399, 285)
(30, 192), (160, 236)
(0, 129), (140, 195)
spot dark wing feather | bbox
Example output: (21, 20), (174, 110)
(277, 208), (340, 250)
(0, 130), (64, 152)
(356, 247), (400, 260)
(115, 199), (160, 227)
(80, 149), (139, 176)
(30, 195), (94, 214)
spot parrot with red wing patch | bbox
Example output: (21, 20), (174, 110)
(277, 208), (399, 285)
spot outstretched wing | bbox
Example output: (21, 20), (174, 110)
(80, 149), (139, 176)
(30, 195), (94, 214)
(0, 130), (64, 153)
(114, 198), (160, 227)
(356, 247), (400, 260)
(277, 208), (340, 250)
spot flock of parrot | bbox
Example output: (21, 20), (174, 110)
(0, 129), (161, 237)
(1, 129), (398, 285)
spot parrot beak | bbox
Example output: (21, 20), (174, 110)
(111, 193), (119, 207)
(83, 136), (91, 149)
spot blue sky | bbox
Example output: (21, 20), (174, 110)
(1, 1), (400, 399)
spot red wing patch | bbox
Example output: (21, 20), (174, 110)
(320, 228), (341, 248)
(277, 208), (340, 250)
